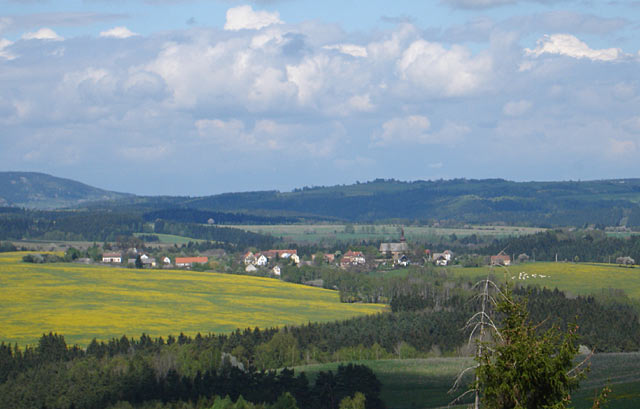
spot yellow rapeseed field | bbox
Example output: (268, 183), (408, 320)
(0, 252), (385, 347)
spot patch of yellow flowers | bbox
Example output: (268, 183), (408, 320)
(0, 252), (385, 346)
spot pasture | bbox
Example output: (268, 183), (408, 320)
(227, 224), (544, 245)
(0, 252), (385, 347)
(295, 353), (640, 409)
(447, 262), (640, 299)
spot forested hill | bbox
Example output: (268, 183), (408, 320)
(0, 172), (131, 209)
(6, 173), (640, 226)
(100, 178), (640, 227)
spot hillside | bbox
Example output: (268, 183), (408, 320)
(0, 172), (131, 209)
(0, 252), (384, 346)
(100, 178), (640, 227)
(6, 172), (640, 226)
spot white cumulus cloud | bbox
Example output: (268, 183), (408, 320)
(525, 34), (622, 62)
(21, 27), (63, 41)
(397, 40), (493, 97)
(372, 116), (470, 147)
(323, 44), (368, 58)
(224, 5), (283, 31)
(0, 38), (16, 60)
(372, 115), (432, 146)
(100, 26), (138, 39)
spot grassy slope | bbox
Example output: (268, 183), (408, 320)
(445, 262), (640, 299)
(295, 353), (640, 409)
(0, 252), (385, 346)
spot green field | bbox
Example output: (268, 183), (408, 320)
(295, 353), (640, 409)
(0, 252), (385, 346)
(228, 224), (544, 244)
(444, 262), (640, 299)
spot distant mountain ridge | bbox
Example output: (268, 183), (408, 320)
(0, 172), (132, 209)
(4, 172), (640, 227)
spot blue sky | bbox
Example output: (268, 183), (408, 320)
(1, 0), (640, 195)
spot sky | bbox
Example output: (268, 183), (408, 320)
(1, 0), (640, 195)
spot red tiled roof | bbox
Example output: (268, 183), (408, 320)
(175, 257), (208, 264)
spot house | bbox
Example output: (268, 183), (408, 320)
(290, 254), (300, 264)
(264, 249), (298, 259)
(341, 250), (366, 267)
(243, 251), (256, 265)
(396, 254), (410, 267)
(142, 257), (157, 268)
(272, 266), (281, 276)
(432, 250), (453, 266)
(323, 253), (336, 263)
(379, 229), (409, 257)
(102, 252), (122, 263)
(245, 264), (258, 273)
(255, 254), (269, 266)
(162, 256), (171, 264)
(491, 251), (511, 266)
(175, 256), (208, 267)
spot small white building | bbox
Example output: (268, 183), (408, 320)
(272, 266), (281, 276)
(102, 252), (122, 263)
(432, 250), (453, 266)
(245, 264), (258, 273)
(290, 254), (300, 265)
(243, 251), (256, 265)
(256, 254), (268, 266)
(163, 256), (171, 264)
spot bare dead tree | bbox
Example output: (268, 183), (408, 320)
(449, 274), (507, 408)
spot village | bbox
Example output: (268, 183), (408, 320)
(93, 229), (522, 281)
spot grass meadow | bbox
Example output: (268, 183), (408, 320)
(0, 252), (385, 347)
(295, 353), (640, 409)
(445, 262), (640, 299)
(227, 224), (544, 245)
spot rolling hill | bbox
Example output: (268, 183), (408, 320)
(5, 172), (640, 226)
(0, 172), (131, 209)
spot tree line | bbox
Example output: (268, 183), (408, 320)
(0, 332), (382, 409)
(484, 229), (640, 263)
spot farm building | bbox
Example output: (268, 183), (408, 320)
(341, 250), (366, 268)
(432, 250), (453, 266)
(491, 251), (511, 266)
(102, 252), (122, 263)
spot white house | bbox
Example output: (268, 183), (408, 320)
(290, 254), (300, 265)
(245, 264), (258, 273)
(243, 251), (256, 265)
(163, 256), (171, 264)
(272, 266), (281, 276)
(102, 252), (122, 263)
(256, 254), (269, 266)
(432, 250), (453, 266)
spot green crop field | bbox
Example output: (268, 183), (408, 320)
(0, 252), (385, 347)
(227, 224), (544, 244)
(445, 262), (640, 299)
(295, 353), (640, 409)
